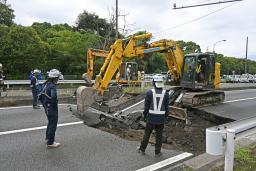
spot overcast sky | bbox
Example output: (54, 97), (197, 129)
(7, 0), (256, 60)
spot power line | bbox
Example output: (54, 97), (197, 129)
(154, 2), (237, 35)
(173, 0), (243, 9)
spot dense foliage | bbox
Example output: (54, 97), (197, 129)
(0, 0), (255, 79)
(0, 0), (15, 26)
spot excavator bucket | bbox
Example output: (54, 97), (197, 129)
(168, 105), (187, 121)
(76, 86), (99, 117)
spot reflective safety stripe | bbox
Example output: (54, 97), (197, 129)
(149, 110), (165, 114)
(150, 89), (166, 115)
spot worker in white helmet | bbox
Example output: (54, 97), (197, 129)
(40, 69), (63, 148)
(30, 69), (41, 109)
(126, 64), (132, 84)
(137, 74), (169, 157)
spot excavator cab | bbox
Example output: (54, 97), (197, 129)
(118, 62), (138, 83)
(180, 53), (216, 90)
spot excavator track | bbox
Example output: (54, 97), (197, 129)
(182, 90), (225, 107)
(167, 88), (225, 123)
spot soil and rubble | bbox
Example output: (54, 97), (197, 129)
(75, 88), (231, 155)
(93, 111), (219, 155)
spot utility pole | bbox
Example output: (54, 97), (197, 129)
(245, 36), (248, 74)
(115, 0), (118, 40)
(173, 0), (243, 10)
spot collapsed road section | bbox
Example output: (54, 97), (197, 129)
(71, 90), (232, 156)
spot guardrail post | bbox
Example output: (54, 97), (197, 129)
(225, 129), (235, 171)
(141, 80), (145, 90)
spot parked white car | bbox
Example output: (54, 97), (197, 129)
(248, 74), (256, 83)
(230, 75), (240, 83)
(240, 74), (250, 83)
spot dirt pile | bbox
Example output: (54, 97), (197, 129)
(95, 112), (217, 155)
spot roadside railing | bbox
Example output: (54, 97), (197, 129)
(3, 80), (88, 88)
(3, 80), (256, 90)
(206, 116), (256, 171)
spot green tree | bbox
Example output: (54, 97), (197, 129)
(31, 22), (52, 41)
(1, 25), (50, 79)
(177, 40), (201, 54)
(215, 54), (251, 75)
(47, 30), (103, 75)
(0, 0), (15, 26)
(75, 10), (117, 49)
(75, 10), (115, 37)
(32, 22), (73, 41)
(0, 24), (9, 60)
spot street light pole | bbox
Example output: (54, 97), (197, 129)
(213, 40), (226, 53)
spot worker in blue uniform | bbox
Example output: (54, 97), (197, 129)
(42, 69), (63, 148)
(30, 69), (41, 109)
(137, 74), (169, 157)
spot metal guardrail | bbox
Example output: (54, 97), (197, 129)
(4, 80), (86, 85)
(206, 117), (256, 171)
(3, 80), (256, 90)
(3, 80), (88, 88)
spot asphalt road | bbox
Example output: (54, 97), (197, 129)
(1, 89), (256, 171)
(0, 104), (183, 171)
(199, 89), (256, 120)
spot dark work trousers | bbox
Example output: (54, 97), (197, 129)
(45, 106), (58, 145)
(139, 123), (164, 154)
(32, 89), (38, 107)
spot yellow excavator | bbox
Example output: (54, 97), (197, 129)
(85, 48), (109, 81)
(76, 33), (224, 122)
(84, 48), (141, 85)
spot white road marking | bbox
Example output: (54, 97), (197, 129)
(0, 105), (32, 110)
(0, 121), (83, 136)
(136, 152), (193, 171)
(225, 89), (256, 93)
(121, 99), (144, 112)
(224, 97), (256, 103)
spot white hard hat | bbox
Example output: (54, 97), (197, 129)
(128, 65), (131, 67)
(153, 74), (164, 88)
(0, 63), (2, 68)
(48, 69), (63, 79)
(33, 69), (40, 73)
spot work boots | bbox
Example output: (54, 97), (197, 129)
(136, 147), (145, 155)
(47, 142), (61, 148)
(33, 105), (40, 109)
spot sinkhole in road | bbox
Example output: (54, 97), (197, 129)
(92, 109), (233, 156)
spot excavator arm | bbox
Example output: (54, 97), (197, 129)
(94, 33), (184, 95)
(85, 48), (109, 80)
